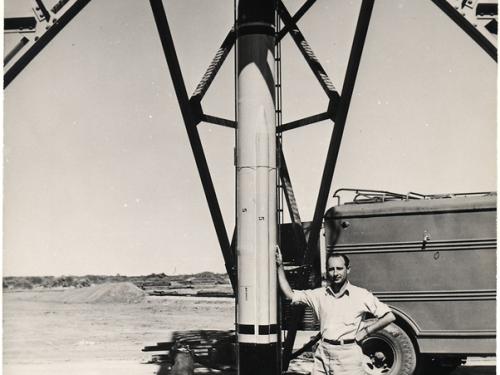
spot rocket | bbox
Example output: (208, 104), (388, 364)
(235, 1), (280, 374)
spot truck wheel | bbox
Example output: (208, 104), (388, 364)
(361, 323), (417, 375)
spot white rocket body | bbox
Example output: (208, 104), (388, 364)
(236, 33), (277, 346)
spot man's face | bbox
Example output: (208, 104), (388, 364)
(326, 256), (350, 286)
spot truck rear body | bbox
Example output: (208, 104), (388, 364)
(324, 192), (496, 355)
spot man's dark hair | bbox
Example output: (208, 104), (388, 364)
(327, 253), (351, 268)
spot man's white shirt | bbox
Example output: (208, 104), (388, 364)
(291, 282), (392, 341)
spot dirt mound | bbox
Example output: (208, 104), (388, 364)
(56, 282), (147, 304)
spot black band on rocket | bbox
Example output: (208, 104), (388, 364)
(237, 24), (275, 37)
(238, 324), (279, 335)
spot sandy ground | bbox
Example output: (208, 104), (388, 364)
(3, 289), (496, 375)
(4, 361), (159, 375)
(3, 290), (233, 375)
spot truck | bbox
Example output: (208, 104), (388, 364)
(323, 189), (496, 374)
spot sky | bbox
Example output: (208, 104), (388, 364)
(3, 0), (497, 276)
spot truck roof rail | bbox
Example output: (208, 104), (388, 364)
(332, 188), (496, 205)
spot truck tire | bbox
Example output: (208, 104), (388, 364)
(361, 323), (417, 375)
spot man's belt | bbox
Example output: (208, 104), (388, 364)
(323, 338), (356, 345)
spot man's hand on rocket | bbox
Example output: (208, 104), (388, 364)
(275, 245), (283, 267)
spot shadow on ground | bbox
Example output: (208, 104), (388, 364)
(156, 362), (236, 374)
(452, 366), (496, 375)
(153, 354), (495, 375)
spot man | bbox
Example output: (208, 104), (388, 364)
(276, 247), (396, 375)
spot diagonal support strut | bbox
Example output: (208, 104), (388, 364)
(430, 0), (497, 61)
(281, 0), (375, 369)
(149, 0), (236, 290)
(4, 0), (92, 88)
(277, 1), (340, 105)
(276, 0), (317, 42)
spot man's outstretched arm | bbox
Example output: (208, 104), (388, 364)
(276, 246), (295, 301)
(355, 312), (396, 342)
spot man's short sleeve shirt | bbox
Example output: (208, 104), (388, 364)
(291, 282), (391, 341)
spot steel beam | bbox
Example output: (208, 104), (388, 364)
(4, 37), (29, 66)
(4, 0), (92, 88)
(200, 114), (236, 128)
(276, 0), (317, 42)
(290, 332), (321, 359)
(308, 0), (374, 273)
(278, 150), (309, 369)
(277, 1), (340, 104)
(279, 149), (306, 241)
(4, 17), (37, 31)
(191, 29), (236, 103)
(277, 111), (331, 132)
(149, 0), (236, 290)
(52, 0), (73, 14)
(35, 0), (51, 22)
(278, 149), (308, 268)
(431, 0), (497, 61)
(282, 0), (375, 369)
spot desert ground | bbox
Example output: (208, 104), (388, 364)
(4, 285), (233, 375)
(3, 285), (495, 375)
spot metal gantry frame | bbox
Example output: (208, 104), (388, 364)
(4, 0), (496, 88)
(146, 0), (497, 368)
(4, 0), (93, 88)
(431, 0), (497, 61)
(146, 0), (377, 368)
(3, 0), (497, 370)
